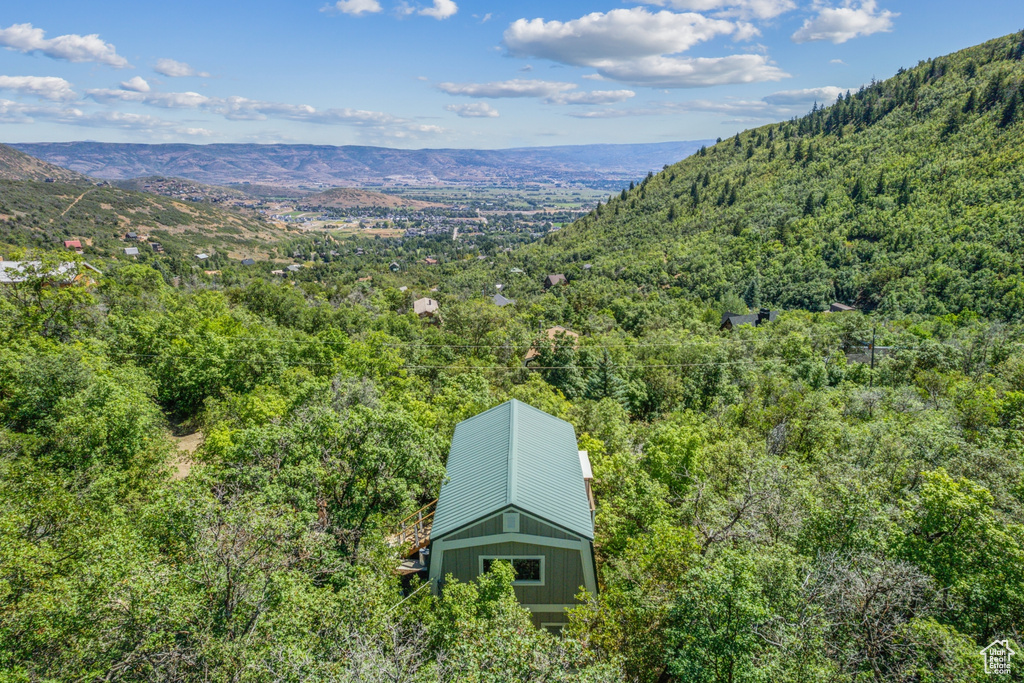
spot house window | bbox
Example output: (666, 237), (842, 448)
(480, 556), (544, 585)
(502, 511), (520, 533)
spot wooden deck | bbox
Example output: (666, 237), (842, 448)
(391, 499), (436, 556)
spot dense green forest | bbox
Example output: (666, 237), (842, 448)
(2, 32), (1023, 683)
(516, 32), (1024, 320)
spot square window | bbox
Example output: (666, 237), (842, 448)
(502, 511), (519, 532)
(481, 556), (544, 585)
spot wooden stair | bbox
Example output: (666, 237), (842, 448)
(391, 499), (437, 556)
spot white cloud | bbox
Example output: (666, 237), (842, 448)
(503, 8), (786, 88)
(420, 0), (458, 19)
(437, 79), (577, 98)
(88, 88), (212, 109)
(568, 84), (846, 119)
(153, 58), (211, 78)
(437, 79), (635, 105)
(0, 23), (129, 68)
(0, 98), (213, 136)
(0, 75), (75, 101)
(762, 85), (845, 104)
(119, 76), (151, 92)
(446, 103), (500, 117)
(638, 0), (796, 20)
(84, 86), (442, 140)
(547, 89), (635, 105)
(504, 9), (734, 66)
(792, 1), (896, 44)
(593, 54), (787, 88)
(322, 0), (382, 15)
(830, 58), (846, 64)
(733, 22), (761, 41)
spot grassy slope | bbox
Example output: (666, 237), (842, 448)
(0, 179), (287, 259)
(304, 187), (440, 209)
(536, 32), (1024, 320)
(0, 143), (91, 183)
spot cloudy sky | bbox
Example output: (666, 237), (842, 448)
(0, 0), (1020, 148)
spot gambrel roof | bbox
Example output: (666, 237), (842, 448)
(431, 400), (594, 540)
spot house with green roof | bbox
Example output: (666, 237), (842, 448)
(427, 399), (597, 629)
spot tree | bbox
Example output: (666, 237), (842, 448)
(585, 350), (628, 406)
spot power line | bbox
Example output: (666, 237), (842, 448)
(106, 350), (823, 371)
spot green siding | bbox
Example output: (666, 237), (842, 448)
(439, 541), (587, 606)
(431, 400), (594, 540)
(446, 510), (577, 542)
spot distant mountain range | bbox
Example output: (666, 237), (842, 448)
(8, 141), (711, 189)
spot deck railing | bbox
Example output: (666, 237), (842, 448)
(394, 499), (437, 553)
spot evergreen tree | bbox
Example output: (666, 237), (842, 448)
(803, 193), (815, 216)
(850, 177), (867, 203)
(999, 90), (1019, 128)
(742, 275), (761, 308)
(963, 89), (977, 112)
(897, 175), (912, 207)
(585, 350), (627, 406)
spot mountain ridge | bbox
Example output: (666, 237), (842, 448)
(7, 140), (712, 188)
(0, 143), (91, 184)
(527, 31), (1024, 320)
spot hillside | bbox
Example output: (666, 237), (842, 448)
(9, 140), (711, 188)
(0, 179), (286, 261)
(304, 187), (440, 209)
(0, 143), (90, 184)
(532, 32), (1024, 321)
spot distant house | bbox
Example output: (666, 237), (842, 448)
(355, 248), (365, 256)
(583, 264), (592, 270)
(195, 253), (209, 260)
(123, 247), (140, 257)
(287, 264), (302, 272)
(271, 269), (285, 276)
(240, 258), (256, 266)
(510, 268), (524, 274)
(544, 273), (567, 289)
(414, 297), (439, 318)
(63, 240), (83, 253)
(399, 286), (408, 292)
(829, 302), (855, 312)
(124, 232), (139, 241)
(427, 400), (597, 630)
(525, 326), (579, 363)
(389, 261), (401, 272)
(357, 275), (373, 283)
(720, 309), (778, 331)
(493, 293), (514, 307)
(150, 243), (164, 253)
(423, 257), (439, 266)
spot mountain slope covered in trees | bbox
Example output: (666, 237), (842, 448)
(536, 32), (1024, 320)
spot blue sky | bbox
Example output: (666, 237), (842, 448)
(0, 0), (1021, 148)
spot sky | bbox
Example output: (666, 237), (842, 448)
(0, 0), (1021, 149)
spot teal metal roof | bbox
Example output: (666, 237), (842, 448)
(431, 400), (594, 540)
